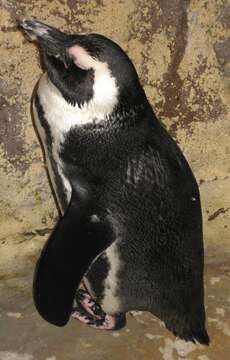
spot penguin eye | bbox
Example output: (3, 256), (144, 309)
(68, 45), (99, 71)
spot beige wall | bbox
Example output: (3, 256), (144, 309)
(0, 0), (229, 279)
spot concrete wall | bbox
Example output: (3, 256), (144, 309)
(0, 0), (229, 281)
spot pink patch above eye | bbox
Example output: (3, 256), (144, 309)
(68, 45), (94, 70)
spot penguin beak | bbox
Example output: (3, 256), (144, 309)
(19, 19), (70, 67)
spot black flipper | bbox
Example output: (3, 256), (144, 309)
(33, 187), (114, 326)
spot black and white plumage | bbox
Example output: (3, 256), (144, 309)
(20, 19), (209, 344)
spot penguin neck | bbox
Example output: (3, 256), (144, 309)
(37, 72), (150, 130)
(108, 98), (151, 129)
(109, 78), (153, 129)
(37, 72), (115, 127)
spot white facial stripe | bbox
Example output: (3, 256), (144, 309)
(93, 63), (118, 115)
(38, 64), (118, 125)
(68, 44), (119, 115)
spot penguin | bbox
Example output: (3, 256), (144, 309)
(19, 19), (209, 344)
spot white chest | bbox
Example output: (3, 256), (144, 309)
(33, 72), (118, 212)
(33, 73), (81, 211)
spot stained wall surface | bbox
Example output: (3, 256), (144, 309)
(0, 1), (229, 359)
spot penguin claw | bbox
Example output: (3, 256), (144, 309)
(72, 289), (126, 330)
(75, 289), (104, 319)
(71, 309), (92, 325)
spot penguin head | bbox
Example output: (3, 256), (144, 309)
(19, 19), (146, 115)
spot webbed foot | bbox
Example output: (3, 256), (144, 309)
(72, 289), (126, 330)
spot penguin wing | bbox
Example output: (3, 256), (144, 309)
(33, 186), (114, 327)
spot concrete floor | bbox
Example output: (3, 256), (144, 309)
(0, 259), (229, 360)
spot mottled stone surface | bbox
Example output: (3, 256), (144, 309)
(0, 0), (229, 358)
(0, 262), (230, 360)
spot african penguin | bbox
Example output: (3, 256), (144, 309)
(19, 19), (209, 345)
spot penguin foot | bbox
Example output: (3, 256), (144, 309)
(75, 289), (104, 319)
(72, 289), (126, 330)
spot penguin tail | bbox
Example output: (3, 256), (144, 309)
(165, 317), (210, 345)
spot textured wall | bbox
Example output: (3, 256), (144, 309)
(0, 0), (229, 280)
